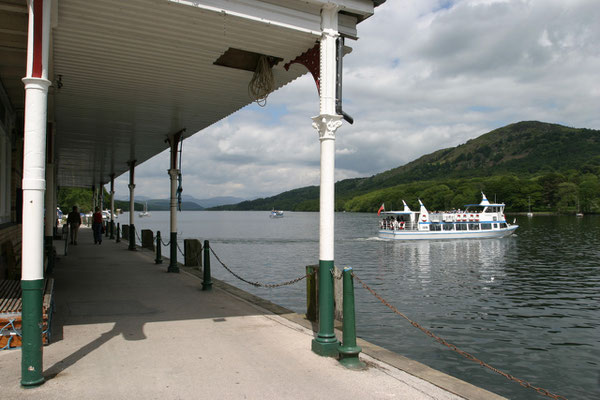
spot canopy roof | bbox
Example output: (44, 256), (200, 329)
(0, 0), (378, 188)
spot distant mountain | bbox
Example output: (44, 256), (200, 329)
(181, 195), (245, 208)
(211, 121), (600, 213)
(114, 195), (245, 210)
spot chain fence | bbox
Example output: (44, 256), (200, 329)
(209, 247), (311, 288)
(351, 272), (568, 400)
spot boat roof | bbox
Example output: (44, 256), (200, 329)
(464, 203), (505, 207)
(381, 211), (416, 215)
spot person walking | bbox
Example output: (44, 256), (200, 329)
(92, 207), (103, 244)
(66, 206), (82, 245)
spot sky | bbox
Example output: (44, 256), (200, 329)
(114, 0), (600, 201)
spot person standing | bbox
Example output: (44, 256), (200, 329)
(66, 206), (82, 245)
(92, 207), (103, 244)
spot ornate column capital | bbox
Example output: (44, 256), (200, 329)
(312, 114), (343, 141)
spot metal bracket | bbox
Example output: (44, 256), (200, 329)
(284, 43), (320, 93)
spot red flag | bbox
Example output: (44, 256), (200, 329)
(377, 203), (385, 216)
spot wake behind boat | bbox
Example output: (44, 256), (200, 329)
(378, 193), (518, 240)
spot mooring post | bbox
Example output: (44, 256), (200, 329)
(202, 240), (212, 291)
(155, 231), (163, 264)
(116, 222), (120, 243)
(338, 267), (365, 369)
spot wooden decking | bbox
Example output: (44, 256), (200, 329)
(0, 278), (54, 350)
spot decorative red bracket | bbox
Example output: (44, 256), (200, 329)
(284, 43), (320, 93)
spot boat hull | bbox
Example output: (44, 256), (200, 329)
(378, 225), (518, 240)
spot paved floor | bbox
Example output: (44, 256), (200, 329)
(0, 228), (502, 399)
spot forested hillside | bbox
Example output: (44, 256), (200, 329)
(213, 121), (600, 213)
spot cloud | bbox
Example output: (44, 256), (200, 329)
(115, 0), (600, 200)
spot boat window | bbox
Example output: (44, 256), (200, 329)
(481, 223), (492, 230)
(443, 224), (454, 231)
(493, 223), (498, 229)
(469, 223), (480, 230)
(429, 224), (441, 231)
(493, 216), (497, 221)
(456, 223), (467, 231)
(500, 223), (507, 228)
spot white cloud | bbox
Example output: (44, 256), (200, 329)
(115, 0), (600, 200)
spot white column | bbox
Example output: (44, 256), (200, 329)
(128, 184), (135, 226)
(21, 78), (51, 281)
(312, 4), (342, 263)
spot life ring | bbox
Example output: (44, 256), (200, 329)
(400, 221), (405, 229)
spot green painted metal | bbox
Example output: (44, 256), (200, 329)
(168, 232), (179, 272)
(202, 240), (212, 291)
(128, 224), (136, 250)
(116, 223), (120, 243)
(20, 279), (45, 387)
(311, 260), (339, 357)
(338, 267), (365, 369)
(155, 231), (163, 264)
(109, 221), (115, 239)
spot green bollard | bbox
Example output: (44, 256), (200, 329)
(338, 267), (365, 369)
(110, 221), (115, 239)
(202, 240), (212, 291)
(105, 221), (109, 238)
(155, 231), (163, 264)
(167, 232), (179, 273)
(116, 223), (120, 243)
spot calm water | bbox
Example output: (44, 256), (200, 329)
(126, 211), (600, 400)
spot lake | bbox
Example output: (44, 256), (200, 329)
(124, 211), (600, 400)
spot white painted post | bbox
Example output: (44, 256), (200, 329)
(311, 4), (343, 357)
(21, 0), (53, 387)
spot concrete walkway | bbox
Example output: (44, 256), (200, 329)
(0, 228), (504, 399)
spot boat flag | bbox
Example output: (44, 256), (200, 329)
(377, 203), (385, 216)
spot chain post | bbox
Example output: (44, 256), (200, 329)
(338, 267), (365, 369)
(202, 240), (212, 291)
(155, 231), (163, 264)
(110, 220), (114, 239)
(116, 223), (120, 243)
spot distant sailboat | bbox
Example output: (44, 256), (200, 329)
(139, 202), (150, 217)
(576, 198), (583, 218)
(527, 196), (533, 218)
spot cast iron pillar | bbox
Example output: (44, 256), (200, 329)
(109, 174), (115, 239)
(20, 0), (53, 387)
(128, 160), (136, 250)
(311, 4), (342, 357)
(166, 129), (184, 273)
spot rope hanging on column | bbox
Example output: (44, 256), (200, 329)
(248, 55), (275, 107)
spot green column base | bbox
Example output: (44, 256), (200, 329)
(167, 232), (179, 273)
(311, 337), (339, 357)
(338, 345), (366, 370)
(311, 259), (339, 357)
(128, 224), (136, 251)
(20, 279), (45, 387)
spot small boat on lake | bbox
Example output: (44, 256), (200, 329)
(270, 209), (284, 218)
(139, 202), (150, 217)
(378, 193), (518, 240)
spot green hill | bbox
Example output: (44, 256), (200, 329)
(212, 121), (600, 214)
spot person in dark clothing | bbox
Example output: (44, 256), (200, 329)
(92, 207), (103, 244)
(66, 206), (82, 245)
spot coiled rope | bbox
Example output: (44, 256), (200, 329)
(248, 55), (274, 107)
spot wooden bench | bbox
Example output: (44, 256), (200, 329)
(0, 278), (54, 350)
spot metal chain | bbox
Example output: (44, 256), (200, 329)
(351, 272), (568, 400)
(134, 228), (142, 242)
(176, 242), (185, 256)
(160, 238), (170, 247)
(209, 247), (310, 288)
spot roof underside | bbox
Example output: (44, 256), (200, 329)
(0, 0), (375, 188)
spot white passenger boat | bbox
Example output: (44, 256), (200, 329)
(270, 209), (284, 218)
(139, 202), (150, 217)
(378, 193), (518, 240)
